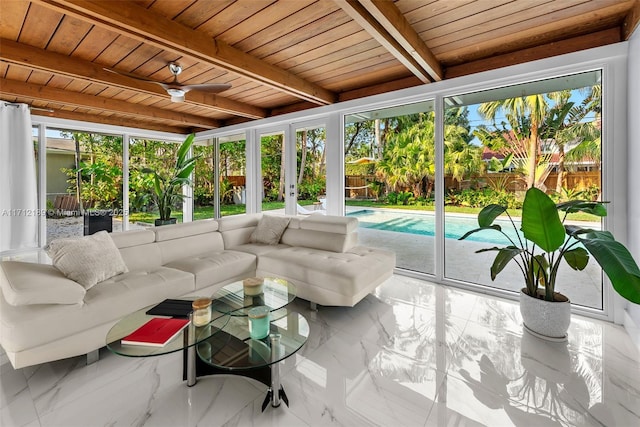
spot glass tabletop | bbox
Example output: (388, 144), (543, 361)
(210, 277), (296, 316)
(196, 310), (308, 370)
(106, 299), (229, 358)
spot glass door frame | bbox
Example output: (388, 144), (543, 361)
(288, 118), (332, 216)
(251, 125), (289, 214)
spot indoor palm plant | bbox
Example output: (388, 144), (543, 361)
(460, 187), (640, 339)
(143, 133), (199, 226)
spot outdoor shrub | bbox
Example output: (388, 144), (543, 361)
(368, 181), (384, 200)
(298, 178), (326, 200)
(385, 192), (399, 204)
(193, 187), (214, 206)
(582, 184), (601, 201)
(448, 188), (522, 209)
(397, 191), (413, 205)
(129, 191), (152, 212)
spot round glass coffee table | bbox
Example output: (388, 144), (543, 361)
(210, 277), (296, 316)
(106, 299), (228, 357)
(196, 309), (308, 410)
(106, 298), (229, 386)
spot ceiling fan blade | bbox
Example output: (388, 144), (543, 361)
(180, 83), (232, 94)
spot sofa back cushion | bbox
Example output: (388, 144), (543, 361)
(153, 220), (224, 264)
(281, 215), (359, 253)
(218, 213), (261, 248)
(110, 229), (162, 272)
(281, 228), (358, 253)
(0, 261), (86, 306)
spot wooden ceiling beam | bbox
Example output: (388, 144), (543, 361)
(334, 0), (435, 83)
(356, 0), (443, 81)
(0, 39), (267, 120)
(31, 109), (190, 134)
(0, 79), (221, 129)
(623, 0), (640, 40)
(33, 0), (337, 105)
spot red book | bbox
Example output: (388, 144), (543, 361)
(121, 317), (189, 347)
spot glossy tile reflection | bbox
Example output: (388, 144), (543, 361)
(1, 275), (638, 426)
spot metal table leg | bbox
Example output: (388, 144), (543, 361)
(187, 313), (197, 387)
(261, 333), (289, 411)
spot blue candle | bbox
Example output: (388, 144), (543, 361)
(248, 306), (270, 339)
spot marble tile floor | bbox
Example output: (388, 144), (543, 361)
(1, 275), (639, 427)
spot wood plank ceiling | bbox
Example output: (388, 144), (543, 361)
(0, 0), (638, 134)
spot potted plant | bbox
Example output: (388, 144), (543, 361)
(460, 187), (640, 340)
(143, 134), (199, 226)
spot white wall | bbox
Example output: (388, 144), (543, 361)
(626, 29), (640, 348)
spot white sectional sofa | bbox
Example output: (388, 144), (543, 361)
(0, 214), (395, 369)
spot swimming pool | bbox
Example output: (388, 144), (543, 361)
(348, 209), (521, 245)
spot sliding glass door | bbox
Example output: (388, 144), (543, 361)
(294, 123), (326, 214)
(344, 101), (436, 275)
(443, 71), (603, 310)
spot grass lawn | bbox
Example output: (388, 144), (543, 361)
(129, 199), (597, 224)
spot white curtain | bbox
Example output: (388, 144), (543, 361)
(0, 103), (38, 252)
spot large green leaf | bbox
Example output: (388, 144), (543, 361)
(458, 225), (502, 241)
(174, 157), (198, 179)
(478, 204), (507, 227)
(483, 246), (523, 280)
(532, 254), (549, 281)
(521, 187), (565, 252)
(563, 247), (589, 271)
(557, 200), (607, 217)
(579, 236), (640, 304)
(176, 133), (195, 166)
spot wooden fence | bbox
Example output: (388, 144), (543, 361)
(346, 171), (600, 198)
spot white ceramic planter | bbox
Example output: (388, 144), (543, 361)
(519, 288), (571, 341)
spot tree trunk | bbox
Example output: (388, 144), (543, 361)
(555, 146), (566, 194)
(74, 135), (83, 211)
(298, 130), (307, 185)
(527, 131), (538, 189)
(375, 119), (381, 160)
(277, 135), (285, 202)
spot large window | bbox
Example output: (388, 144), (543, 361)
(344, 101), (436, 275)
(193, 140), (215, 220)
(295, 125), (326, 213)
(129, 138), (182, 225)
(443, 71), (603, 309)
(46, 129), (123, 239)
(218, 135), (246, 217)
(260, 131), (285, 213)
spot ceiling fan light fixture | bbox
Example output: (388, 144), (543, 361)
(166, 88), (186, 102)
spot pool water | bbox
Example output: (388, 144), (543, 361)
(348, 209), (522, 245)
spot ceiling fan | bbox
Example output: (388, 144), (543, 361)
(105, 63), (231, 102)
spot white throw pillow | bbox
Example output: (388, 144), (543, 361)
(250, 215), (291, 245)
(47, 231), (128, 289)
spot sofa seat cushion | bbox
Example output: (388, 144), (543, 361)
(257, 246), (396, 298)
(0, 266), (194, 353)
(165, 250), (256, 290)
(0, 261), (86, 306)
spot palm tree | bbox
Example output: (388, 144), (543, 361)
(377, 113), (436, 198)
(542, 88), (601, 194)
(479, 95), (548, 189)
(444, 118), (484, 183)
